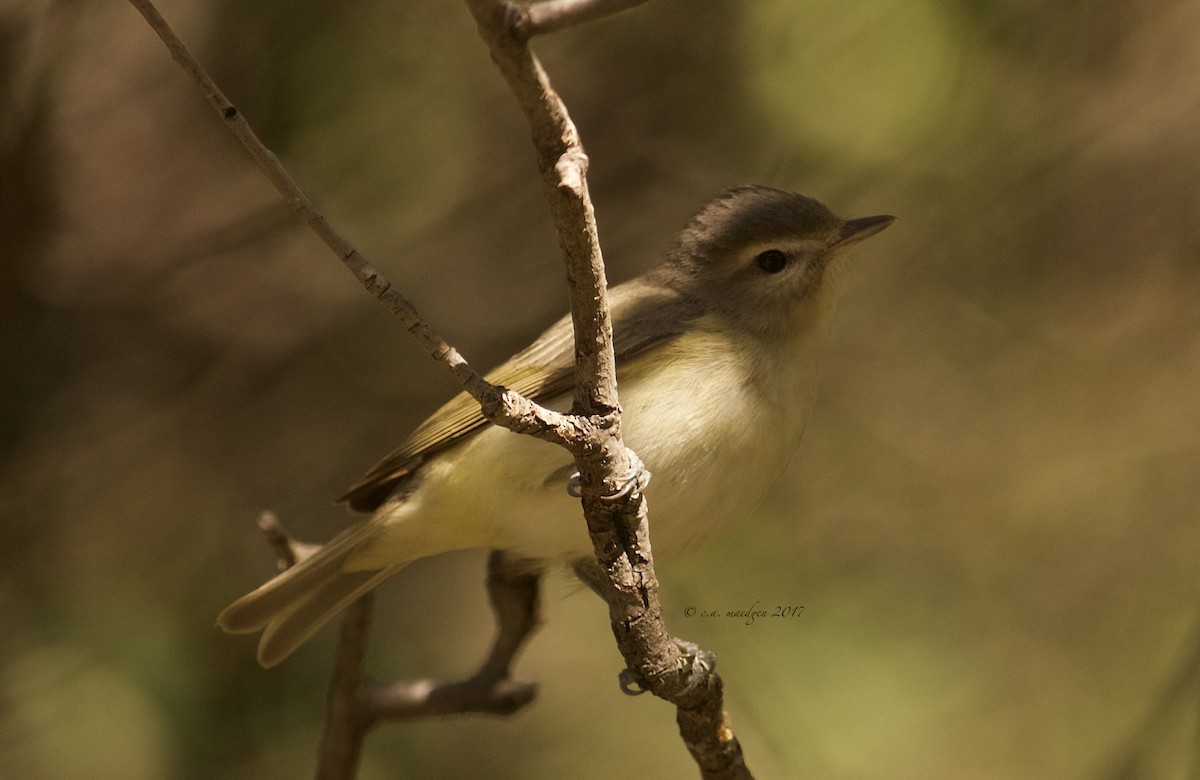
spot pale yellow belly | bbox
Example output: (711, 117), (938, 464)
(348, 328), (819, 570)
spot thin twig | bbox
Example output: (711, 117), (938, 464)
(256, 510), (319, 571)
(131, 0), (752, 775)
(514, 0), (652, 38)
(362, 552), (540, 722)
(464, 0), (621, 428)
(251, 521), (542, 765)
(249, 514), (376, 777)
(125, 0), (579, 449)
(316, 596), (372, 780)
(478, 550), (543, 681)
(464, 3), (752, 777)
(361, 675), (538, 722)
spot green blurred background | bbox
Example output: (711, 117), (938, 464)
(3, 0), (1199, 777)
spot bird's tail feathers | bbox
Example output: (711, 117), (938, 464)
(217, 522), (403, 668)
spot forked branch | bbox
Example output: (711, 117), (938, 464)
(125, 0), (581, 450)
(464, 3), (751, 777)
(129, 0), (752, 776)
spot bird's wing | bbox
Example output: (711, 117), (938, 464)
(339, 276), (699, 512)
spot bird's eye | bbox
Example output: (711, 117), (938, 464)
(755, 249), (788, 274)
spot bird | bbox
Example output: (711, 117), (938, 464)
(218, 185), (894, 667)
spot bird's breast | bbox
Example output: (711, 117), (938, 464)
(357, 321), (825, 567)
(616, 325), (822, 551)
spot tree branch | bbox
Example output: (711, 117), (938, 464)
(361, 551), (540, 722)
(255, 521), (542, 774)
(464, 3), (752, 777)
(513, 0), (652, 38)
(464, 0), (620, 426)
(131, 0), (753, 775)
(124, 0), (582, 452)
(316, 596), (372, 780)
(256, 510), (319, 570)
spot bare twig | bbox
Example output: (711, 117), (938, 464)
(360, 675), (538, 721)
(464, 0), (621, 429)
(124, 0), (580, 451)
(514, 0), (652, 38)
(256, 510), (319, 571)
(362, 551), (540, 722)
(326, 555), (540, 729)
(131, 0), (752, 775)
(247, 515), (376, 778)
(477, 550), (543, 682)
(464, 3), (751, 777)
(316, 596), (372, 780)
(253, 524), (542, 771)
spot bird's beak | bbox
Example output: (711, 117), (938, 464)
(833, 214), (896, 248)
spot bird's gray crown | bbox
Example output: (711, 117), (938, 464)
(667, 186), (841, 268)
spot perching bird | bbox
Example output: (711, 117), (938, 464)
(218, 186), (894, 667)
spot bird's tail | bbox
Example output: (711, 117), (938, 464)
(217, 522), (402, 668)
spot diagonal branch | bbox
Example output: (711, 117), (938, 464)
(125, 0), (581, 451)
(513, 0), (651, 38)
(130, 0), (754, 775)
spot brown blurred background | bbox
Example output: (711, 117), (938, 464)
(3, 0), (1199, 777)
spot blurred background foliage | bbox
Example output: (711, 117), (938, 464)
(2, 0), (1199, 777)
